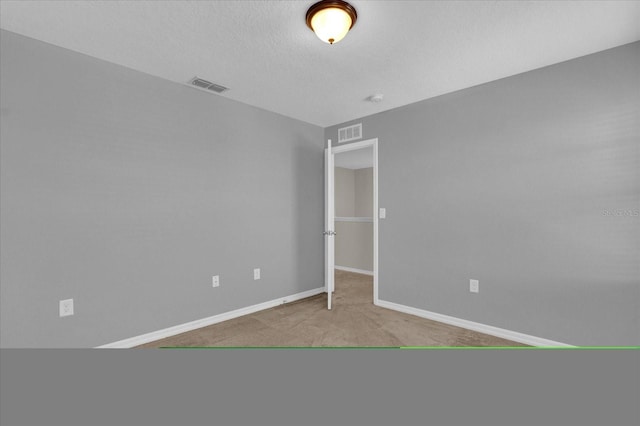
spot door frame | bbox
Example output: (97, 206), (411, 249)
(330, 138), (379, 305)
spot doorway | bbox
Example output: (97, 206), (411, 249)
(325, 138), (379, 309)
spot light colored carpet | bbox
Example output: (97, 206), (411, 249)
(137, 270), (527, 347)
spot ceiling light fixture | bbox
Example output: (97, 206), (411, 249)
(306, 0), (358, 45)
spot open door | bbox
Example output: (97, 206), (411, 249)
(324, 139), (335, 309)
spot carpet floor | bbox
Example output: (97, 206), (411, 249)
(137, 270), (527, 347)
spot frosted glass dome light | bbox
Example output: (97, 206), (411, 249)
(306, 1), (358, 45)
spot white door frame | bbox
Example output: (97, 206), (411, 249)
(324, 140), (335, 309)
(330, 138), (379, 305)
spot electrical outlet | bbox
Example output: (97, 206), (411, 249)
(379, 208), (386, 219)
(212, 275), (220, 288)
(59, 299), (74, 317)
(470, 279), (479, 293)
(253, 268), (261, 280)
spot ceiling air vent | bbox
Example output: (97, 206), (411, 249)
(188, 77), (229, 94)
(338, 123), (362, 144)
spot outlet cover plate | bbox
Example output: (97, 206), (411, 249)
(470, 279), (479, 293)
(212, 275), (220, 288)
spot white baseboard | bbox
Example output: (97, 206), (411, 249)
(96, 287), (325, 348)
(375, 299), (575, 347)
(335, 265), (374, 276)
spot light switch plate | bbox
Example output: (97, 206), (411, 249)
(59, 299), (74, 317)
(470, 279), (479, 293)
(253, 268), (261, 280)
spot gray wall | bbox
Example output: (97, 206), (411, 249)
(335, 167), (356, 217)
(335, 167), (373, 271)
(354, 168), (373, 217)
(326, 42), (640, 346)
(0, 30), (324, 347)
(335, 221), (373, 272)
(335, 167), (373, 218)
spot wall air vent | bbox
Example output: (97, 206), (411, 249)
(188, 77), (229, 93)
(337, 123), (362, 143)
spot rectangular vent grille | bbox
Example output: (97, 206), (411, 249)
(338, 123), (362, 143)
(189, 77), (229, 93)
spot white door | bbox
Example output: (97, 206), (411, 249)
(324, 139), (335, 309)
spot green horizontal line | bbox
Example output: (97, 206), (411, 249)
(400, 346), (640, 350)
(160, 346), (399, 349)
(157, 346), (640, 350)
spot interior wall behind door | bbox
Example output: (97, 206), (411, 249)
(335, 166), (373, 273)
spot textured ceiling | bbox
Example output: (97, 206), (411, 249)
(1, 1), (639, 127)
